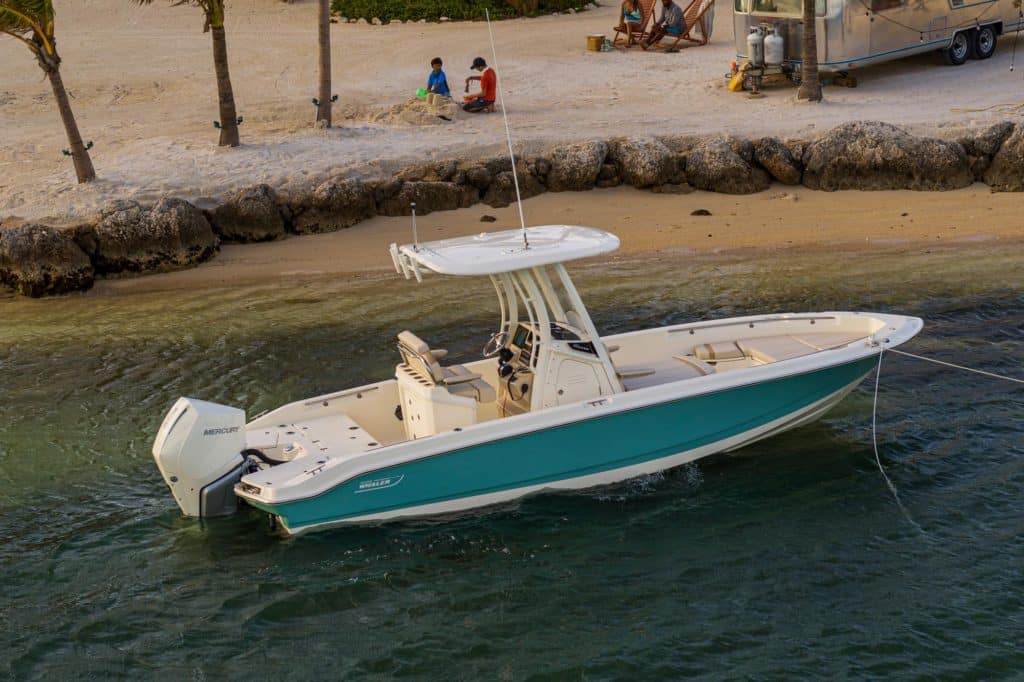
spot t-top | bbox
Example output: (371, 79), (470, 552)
(480, 67), (497, 102)
(428, 69), (450, 96)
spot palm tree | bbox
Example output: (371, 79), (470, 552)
(315, 0), (332, 127)
(136, 0), (240, 146)
(796, 0), (822, 101)
(1, 0), (96, 182)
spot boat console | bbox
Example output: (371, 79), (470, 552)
(494, 320), (618, 413)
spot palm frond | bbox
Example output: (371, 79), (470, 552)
(0, 0), (56, 58)
(0, 0), (54, 34)
(130, 0), (220, 31)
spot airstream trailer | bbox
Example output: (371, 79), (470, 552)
(733, 0), (1024, 73)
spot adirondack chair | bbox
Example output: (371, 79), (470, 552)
(611, 0), (656, 47)
(650, 0), (716, 50)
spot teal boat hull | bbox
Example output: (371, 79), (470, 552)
(248, 356), (877, 533)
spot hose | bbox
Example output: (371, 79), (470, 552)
(241, 447), (288, 467)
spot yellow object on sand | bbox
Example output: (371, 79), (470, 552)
(728, 61), (750, 92)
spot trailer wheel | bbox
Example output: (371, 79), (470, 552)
(943, 31), (971, 65)
(973, 26), (997, 59)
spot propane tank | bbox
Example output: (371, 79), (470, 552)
(746, 27), (765, 67)
(764, 27), (785, 66)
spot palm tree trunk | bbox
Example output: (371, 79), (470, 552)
(797, 0), (822, 101)
(46, 66), (96, 183)
(316, 0), (332, 127)
(210, 25), (240, 146)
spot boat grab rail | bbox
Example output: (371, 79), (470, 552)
(666, 315), (838, 333)
(303, 385), (379, 407)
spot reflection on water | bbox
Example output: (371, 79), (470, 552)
(0, 244), (1021, 678)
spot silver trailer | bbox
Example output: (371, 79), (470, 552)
(733, 0), (1024, 73)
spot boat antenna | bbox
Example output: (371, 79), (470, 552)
(410, 201), (419, 251)
(484, 8), (529, 250)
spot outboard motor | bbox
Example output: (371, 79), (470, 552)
(152, 397), (246, 517)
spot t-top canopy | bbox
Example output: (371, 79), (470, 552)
(390, 225), (620, 277)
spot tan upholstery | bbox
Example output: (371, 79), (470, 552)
(694, 341), (745, 361)
(397, 330), (430, 355)
(397, 331), (495, 403)
(737, 337), (816, 363)
(616, 366), (656, 379)
(445, 365), (497, 403)
(397, 330), (445, 383)
(673, 355), (715, 376)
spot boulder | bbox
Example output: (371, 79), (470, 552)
(959, 121), (1014, 157)
(982, 123), (1023, 191)
(93, 198), (218, 274)
(784, 139), (809, 167)
(394, 159), (459, 183)
(483, 156), (514, 176)
(377, 181), (478, 216)
(209, 184), (286, 242)
(292, 178), (375, 234)
(754, 137), (802, 185)
(0, 224), (94, 296)
(483, 165), (546, 207)
(546, 140), (608, 192)
(955, 122), (1015, 180)
(607, 137), (674, 187)
(686, 137), (771, 194)
(595, 162), (621, 188)
(460, 163), (493, 191)
(727, 137), (755, 164)
(802, 121), (973, 191)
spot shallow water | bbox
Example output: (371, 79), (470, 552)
(1, 245), (1022, 679)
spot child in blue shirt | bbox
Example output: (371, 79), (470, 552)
(426, 57), (450, 105)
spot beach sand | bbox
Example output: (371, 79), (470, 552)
(92, 184), (1022, 295)
(2, 0), (1021, 224)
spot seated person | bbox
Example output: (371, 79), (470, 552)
(617, 0), (645, 45)
(462, 57), (497, 113)
(642, 0), (686, 49)
(426, 56), (450, 106)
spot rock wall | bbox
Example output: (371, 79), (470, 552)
(1, 120), (1020, 297)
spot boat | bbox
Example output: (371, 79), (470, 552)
(152, 224), (923, 535)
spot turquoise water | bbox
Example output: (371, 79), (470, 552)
(1, 245), (1022, 678)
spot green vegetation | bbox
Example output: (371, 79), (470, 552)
(331, 0), (591, 22)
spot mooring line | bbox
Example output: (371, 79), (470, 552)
(871, 348), (926, 534)
(887, 348), (1024, 385)
(870, 343), (1021, 535)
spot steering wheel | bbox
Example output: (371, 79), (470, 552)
(482, 330), (508, 357)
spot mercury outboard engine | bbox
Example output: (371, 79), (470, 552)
(152, 397), (246, 517)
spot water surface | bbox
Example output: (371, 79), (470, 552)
(1, 244), (1021, 679)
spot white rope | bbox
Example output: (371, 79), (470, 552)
(871, 347), (925, 534)
(484, 9), (529, 249)
(868, 343), (1021, 534)
(888, 348), (1024, 385)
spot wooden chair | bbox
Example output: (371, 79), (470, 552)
(611, 0), (656, 47)
(650, 0), (716, 50)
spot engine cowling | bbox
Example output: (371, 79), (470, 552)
(152, 397), (246, 517)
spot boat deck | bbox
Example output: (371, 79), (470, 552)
(613, 330), (868, 392)
(247, 413), (384, 465)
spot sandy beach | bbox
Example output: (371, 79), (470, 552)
(88, 183), (1022, 295)
(2, 0), (1022, 225)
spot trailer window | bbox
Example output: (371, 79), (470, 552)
(735, 0), (748, 11)
(751, 0), (801, 16)
(870, 0), (903, 10)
